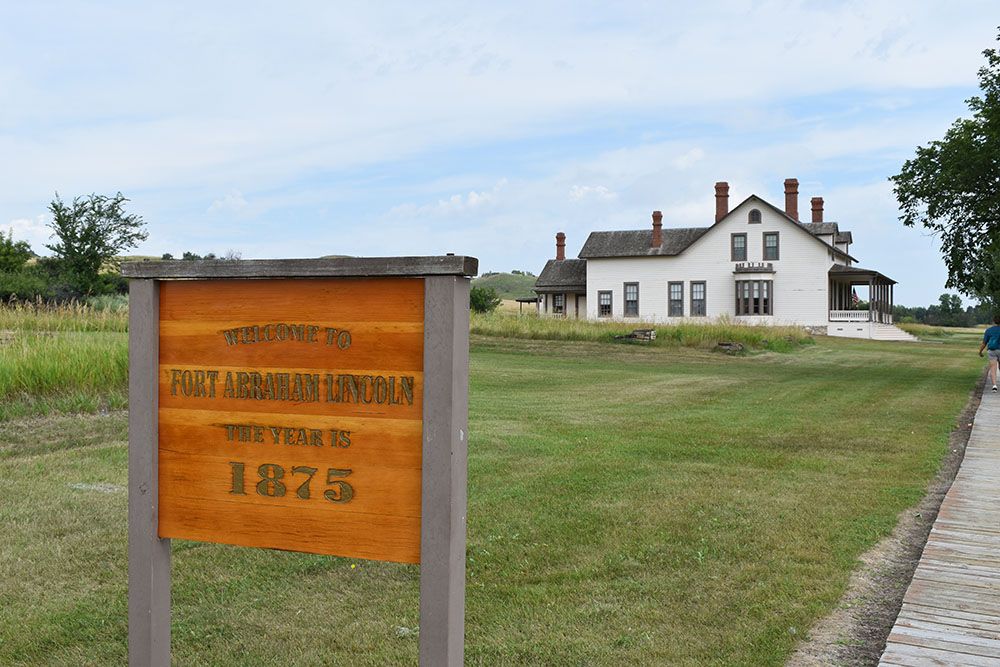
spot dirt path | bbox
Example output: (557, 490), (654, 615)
(787, 375), (985, 666)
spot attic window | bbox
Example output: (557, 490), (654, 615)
(748, 209), (762, 224)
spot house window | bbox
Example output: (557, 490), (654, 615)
(598, 290), (612, 318)
(749, 209), (762, 224)
(731, 233), (747, 262)
(624, 283), (639, 317)
(735, 280), (773, 315)
(763, 232), (779, 260)
(553, 294), (565, 315)
(690, 282), (706, 316)
(668, 282), (684, 317)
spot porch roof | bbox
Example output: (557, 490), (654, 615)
(829, 264), (897, 285)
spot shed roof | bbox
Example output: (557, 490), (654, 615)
(798, 222), (839, 236)
(829, 264), (896, 284)
(798, 222), (852, 246)
(534, 259), (587, 292)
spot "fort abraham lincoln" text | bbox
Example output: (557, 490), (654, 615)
(167, 323), (416, 406)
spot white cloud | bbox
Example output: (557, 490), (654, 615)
(389, 179), (507, 217)
(672, 148), (705, 171)
(5, 215), (51, 254)
(568, 185), (617, 202)
(207, 190), (249, 214)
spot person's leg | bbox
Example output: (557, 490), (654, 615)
(992, 357), (999, 387)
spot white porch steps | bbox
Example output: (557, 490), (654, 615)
(870, 323), (919, 342)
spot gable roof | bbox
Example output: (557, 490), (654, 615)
(578, 227), (709, 259)
(723, 195), (857, 262)
(573, 193), (858, 263)
(534, 259), (587, 292)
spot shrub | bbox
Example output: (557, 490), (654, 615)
(0, 229), (32, 272)
(0, 269), (53, 301)
(470, 286), (502, 313)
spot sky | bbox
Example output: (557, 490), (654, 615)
(0, 1), (995, 306)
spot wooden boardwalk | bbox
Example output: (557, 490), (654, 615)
(880, 388), (1000, 666)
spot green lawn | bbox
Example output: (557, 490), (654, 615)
(0, 328), (984, 665)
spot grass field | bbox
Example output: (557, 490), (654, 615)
(0, 310), (986, 665)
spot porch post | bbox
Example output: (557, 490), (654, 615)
(868, 278), (873, 322)
(880, 282), (886, 323)
(876, 281), (882, 323)
(883, 282), (888, 323)
(874, 282), (879, 322)
(881, 282), (886, 323)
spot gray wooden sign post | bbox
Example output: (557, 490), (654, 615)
(124, 256), (477, 667)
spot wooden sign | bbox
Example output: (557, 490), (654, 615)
(158, 277), (424, 562)
(123, 256), (476, 666)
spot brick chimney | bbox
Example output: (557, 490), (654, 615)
(715, 181), (729, 223)
(555, 232), (566, 260)
(811, 197), (824, 223)
(784, 178), (799, 220)
(651, 210), (663, 248)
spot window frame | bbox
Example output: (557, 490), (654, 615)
(668, 281), (684, 317)
(552, 293), (565, 315)
(748, 208), (762, 224)
(735, 280), (773, 316)
(597, 290), (612, 318)
(763, 232), (780, 261)
(623, 282), (639, 318)
(690, 281), (706, 317)
(731, 233), (748, 262)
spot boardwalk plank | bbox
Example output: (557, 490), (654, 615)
(881, 641), (1000, 666)
(879, 389), (1000, 666)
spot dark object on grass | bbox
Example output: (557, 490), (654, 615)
(614, 328), (656, 342)
(717, 341), (744, 354)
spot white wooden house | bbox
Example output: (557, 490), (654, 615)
(534, 178), (914, 340)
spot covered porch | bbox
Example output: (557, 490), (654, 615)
(828, 265), (897, 324)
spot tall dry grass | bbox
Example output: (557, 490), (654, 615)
(470, 312), (812, 351)
(0, 301), (128, 417)
(0, 298), (127, 332)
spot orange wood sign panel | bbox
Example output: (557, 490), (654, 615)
(157, 278), (424, 563)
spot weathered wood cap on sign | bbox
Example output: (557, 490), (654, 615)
(121, 255), (479, 279)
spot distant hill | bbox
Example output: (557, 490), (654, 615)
(472, 271), (537, 299)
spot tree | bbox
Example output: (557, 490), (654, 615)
(470, 286), (501, 313)
(891, 29), (1000, 308)
(46, 193), (147, 294)
(0, 229), (32, 273)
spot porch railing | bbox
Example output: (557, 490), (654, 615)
(829, 310), (870, 322)
(829, 310), (894, 324)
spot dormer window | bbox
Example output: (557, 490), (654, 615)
(748, 209), (762, 224)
